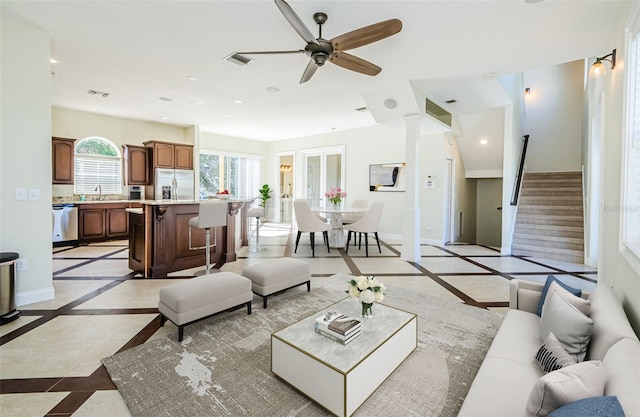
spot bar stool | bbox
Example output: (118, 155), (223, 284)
(188, 202), (228, 275)
(247, 206), (265, 252)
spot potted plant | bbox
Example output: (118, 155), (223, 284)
(258, 184), (273, 216)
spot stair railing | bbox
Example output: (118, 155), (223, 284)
(511, 134), (530, 206)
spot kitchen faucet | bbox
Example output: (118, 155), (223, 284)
(94, 184), (102, 201)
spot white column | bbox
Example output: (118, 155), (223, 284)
(401, 114), (423, 262)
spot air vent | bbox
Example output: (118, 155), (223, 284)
(425, 98), (452, 127)
(445, 99), (457, 104)
(355, 106), (368, 112)
(224, 52), (253, 66)
(87, 89), (110, 98)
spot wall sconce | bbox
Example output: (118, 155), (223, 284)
(524, 88), (531, 99)
(280, 164), (292, 172)
(589, 49), (616, 79)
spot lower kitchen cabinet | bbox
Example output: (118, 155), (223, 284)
(79, 204), (129, 242)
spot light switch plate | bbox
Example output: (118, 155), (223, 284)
(28, 188), (40, 200)
(16, 188), (27, 200)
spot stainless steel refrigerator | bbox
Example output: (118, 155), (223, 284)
(154, 168), (195, 200)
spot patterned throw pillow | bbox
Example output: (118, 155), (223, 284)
(535, 332), (577, 373)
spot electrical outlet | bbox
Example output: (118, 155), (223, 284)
(28, 188), (40, 201)
(17, 258), (28, 271)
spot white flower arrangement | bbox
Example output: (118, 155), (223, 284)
(347, 276), (386, 317)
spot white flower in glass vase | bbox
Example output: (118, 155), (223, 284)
(346, 276), (386, 318)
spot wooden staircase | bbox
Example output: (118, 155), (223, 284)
(512, 171), (585, 263)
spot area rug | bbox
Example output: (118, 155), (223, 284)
(102, 275), (503, 417)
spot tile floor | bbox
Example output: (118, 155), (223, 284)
(0, 223), (597, 417)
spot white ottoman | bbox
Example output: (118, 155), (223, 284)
(158, 272), (253, 341)
(241, 258), (311, 308)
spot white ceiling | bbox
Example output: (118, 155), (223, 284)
(2, 0), (622, 142)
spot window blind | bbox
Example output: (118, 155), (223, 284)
(74, 154), (123, 195)
(623, 23), (640, 269)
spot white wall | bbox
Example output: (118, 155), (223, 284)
(53, 107), (187, 146)
(498, 74), (525, 255)
(268, 125), (406, 234)
(594, 2), (640, 334)
(446, 135), (477, 244)
(522, 60), (584, 172)
(1, 16), (54, 305)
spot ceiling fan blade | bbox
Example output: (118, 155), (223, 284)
(237, 50), (305, 55)
(330, 52), (381, 76)
(299, 60), (319, 84)
(331, 19), (402, 52)
(274, 0), (319, 45)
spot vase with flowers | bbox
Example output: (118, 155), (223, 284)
(325, 187), (347, 208)
(347, 276), (386, 318)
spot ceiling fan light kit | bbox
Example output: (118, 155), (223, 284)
(225, 0), (402, 83)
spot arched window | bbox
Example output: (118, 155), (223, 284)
(74, 137), (123, 195)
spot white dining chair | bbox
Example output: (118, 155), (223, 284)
(344, 202), (384, 257)
(341, 199), (369, 225)
(293, 199), (331, 257)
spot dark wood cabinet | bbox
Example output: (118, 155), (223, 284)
(79, 208), (106, 240)
(52, 137), (76, 184)
(144, 140), (193, 170)
(122, 145), (149, 185)
(79, 203), (129, 242)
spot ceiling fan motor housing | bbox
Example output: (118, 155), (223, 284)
(305, 39), (333, 66)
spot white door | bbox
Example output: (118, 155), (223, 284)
(303, 147), (345, 207)
(444, 158), (454, 244)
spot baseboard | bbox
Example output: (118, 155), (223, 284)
(421, 238), (444, 246)
(500, 246), (512, 255)
(16, 286), (55, 307)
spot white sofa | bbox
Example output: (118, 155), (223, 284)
(458, 279), (640, 417)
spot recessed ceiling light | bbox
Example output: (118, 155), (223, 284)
(50, 58), (58, 64)
(482, 71), (498, 80)
(266, 86), (280, 93)
(480, 139), (488, 145)
(224, 114), (232, 118)
(233, 99), (243, 104)
(159, 116), (168, 120)
(186, 76), (199, 81)
(159, 97), (173, 102)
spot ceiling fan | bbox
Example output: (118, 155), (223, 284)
(229, 0), (402, 84)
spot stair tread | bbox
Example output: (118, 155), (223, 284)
(512, 243), (584, 256)
(515, 224), (583, 232)
(513, 233), (584, 244)
(517, 214), (584, 221)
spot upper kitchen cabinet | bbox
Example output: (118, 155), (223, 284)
(174, 144), (193, 170)
(144, 140), (193, 170)
(122, 144), (149, 185)
(52, 137), (76, 184)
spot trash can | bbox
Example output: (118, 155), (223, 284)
(0, 252), (21, 325)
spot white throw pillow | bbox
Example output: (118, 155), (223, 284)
(526, 361), (605, 417)
(540, 290), (594, 362)
(544, 280), (591, 316)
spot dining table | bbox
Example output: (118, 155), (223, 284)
(311, 206), (369, 248)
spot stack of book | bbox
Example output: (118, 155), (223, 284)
(314, 311), (362, 345)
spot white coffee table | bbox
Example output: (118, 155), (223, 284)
(271, 298), (417, 417)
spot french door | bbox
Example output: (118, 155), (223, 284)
(303, 146), (345, 207)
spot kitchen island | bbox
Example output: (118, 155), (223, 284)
(128, 199), (256, 278)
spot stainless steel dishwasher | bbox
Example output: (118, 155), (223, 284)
(52, 204), (78, 243)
